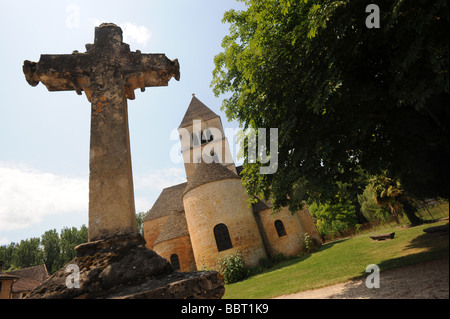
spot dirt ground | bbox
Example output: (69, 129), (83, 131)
(275, 257), (449, 299)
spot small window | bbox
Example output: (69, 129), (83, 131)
(201, 132), (207, 144)
(210, 150), (220, 163)
(275, 220), (287, 237)
(214, 223), (233, 252)
(170, 254), (180, 271)
(202, 129), (214, 144)
(192, 133), (200, 146)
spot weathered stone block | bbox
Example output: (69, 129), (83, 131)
(26, 234), (224, 299)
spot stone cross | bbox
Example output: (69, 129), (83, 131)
(23, 23), (180, 242)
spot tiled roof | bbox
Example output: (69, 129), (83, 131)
(143, 182), (187, 221)
(153, 210), (190, 246)
(183, 161), (240, 195)
(235, 164), (244, 176)
(5, 264), (49, 293)
(178, 95), (219, 128)
(6, 264), (48, 282)
(252, 197), (271, 213)
(12, 277), (43, 292)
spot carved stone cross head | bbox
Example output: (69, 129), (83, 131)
(23, 23), (180, 102)
(23, 23), (180, 242)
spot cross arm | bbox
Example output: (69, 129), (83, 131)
(23, 53), (93, 99)
(122, 52), (180, 100)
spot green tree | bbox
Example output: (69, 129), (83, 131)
(11, 238), (42, 269)
(0, 225), (88, 273)
(368, 174), (423, 225)
(0, 242), (16, 271)
(212, 0), (449, 212)
(308, 199), (358, 237)
(357, 185), (391, 222)
(41, 229), (61, 273)
(136, 212), (146, 236)
(60, 225), (88, 267)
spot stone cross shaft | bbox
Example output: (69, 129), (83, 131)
(23, 23), (180, 242)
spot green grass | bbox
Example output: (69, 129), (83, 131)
(223, 220), (449, 299)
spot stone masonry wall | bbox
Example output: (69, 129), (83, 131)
(180, 117), (236, 180)
(258, 207), (305, 258)
(143, 215), (170, 249)
(297, 207), (322, 245)
(183, 179), (267, 271)
(153, 235), (197, 272)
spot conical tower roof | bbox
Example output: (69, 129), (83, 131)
(178, 95), (219, 129)
(183, 160), (240, 195)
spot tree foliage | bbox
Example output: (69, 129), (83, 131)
(136, 211), (146, 236)
(357, 185), (391, 222)
(1, 213), (146, 273)
(368, 174), (423, 225)
(308, 198), (358, 237)
(212, 0), (449, 211)
(0, 225), (88, 274)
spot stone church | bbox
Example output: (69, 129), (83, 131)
(143, 95), (321, 272)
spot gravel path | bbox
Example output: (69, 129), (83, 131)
(275, 257), (449, 299)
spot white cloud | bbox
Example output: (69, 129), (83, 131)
(88, 20), (152, 47)
(0, 162), (88, 232)
(120, 22), (152, 47)
(0, 163), (185, 233)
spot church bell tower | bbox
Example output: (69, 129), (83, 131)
(178, 95), (236, 180)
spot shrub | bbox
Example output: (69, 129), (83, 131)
(258, 257), (272, 269)
(271, 253), (286, 264)
(309, 200), (359, 237)
(303, 233), (318, 255)
(217, 252), (247, 284)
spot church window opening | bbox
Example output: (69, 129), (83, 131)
(275, 220), (287, 237)
(170, 254), (180, 271)
(202, 129), (214, 144)
(214, 223), (233, 252)
(201, 132), (207, 144)
(210, 150), (219, 163)
(192, 133), (200, 147)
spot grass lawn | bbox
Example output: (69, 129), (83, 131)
(223, 219), (449, 299)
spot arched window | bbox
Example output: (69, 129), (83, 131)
(274, 220), (287, 237)
(202, 129), (214, 144)
(170, 254), (180, 271)
(210, 150), (220, 163)
(201, 131), (207, 144)
(192, 133), (200, 146)
(213, 223), (233, 252)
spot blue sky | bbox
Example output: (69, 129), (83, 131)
(0, 0), (246, 245)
